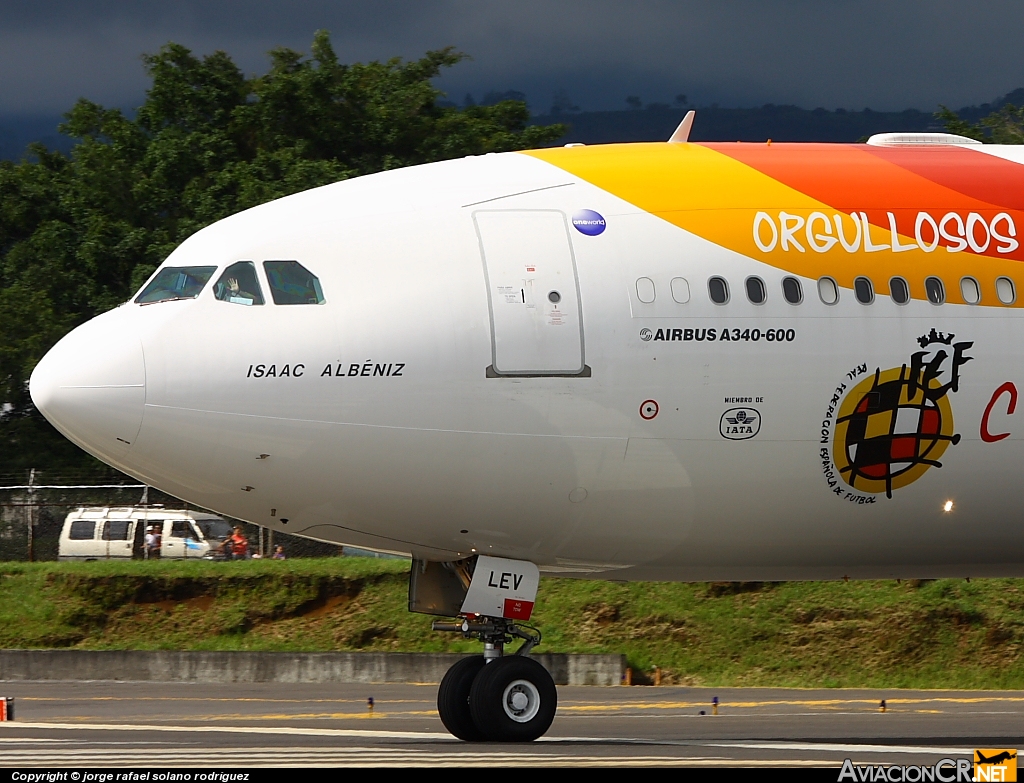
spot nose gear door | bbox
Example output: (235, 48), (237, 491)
(475, 210), (587, 376)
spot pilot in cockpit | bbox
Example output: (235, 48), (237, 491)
(220, 276), (255, 304)
(214, 261), (264, 306)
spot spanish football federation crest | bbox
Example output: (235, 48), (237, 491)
(830, 330), (972, 499)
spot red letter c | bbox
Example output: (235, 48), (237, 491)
(981, 381), (1017, 443)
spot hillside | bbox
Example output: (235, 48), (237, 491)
(530, 87), (1024, 145)
(4, 88), (1024, 163)
(2, 559), (1024, 688)
(533, 104), (939, 144)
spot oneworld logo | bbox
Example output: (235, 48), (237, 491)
(572, 209), (606, 236)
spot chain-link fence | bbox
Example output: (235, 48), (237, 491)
(0, 470), (358, 561)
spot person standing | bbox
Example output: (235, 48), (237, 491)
(228, 525), (249, 560)
(146, 525), (162, 559)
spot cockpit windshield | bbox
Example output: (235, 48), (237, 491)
(264, 261), (325, 305)
(214, 261), (264, 305)
(136, 266), (217, 304)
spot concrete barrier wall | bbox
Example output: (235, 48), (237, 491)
(0, 650), (625, 687)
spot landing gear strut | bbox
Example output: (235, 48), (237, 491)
(409, 555), (553, 741)
(433, 616), (556, 742)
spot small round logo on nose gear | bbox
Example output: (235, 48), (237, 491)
(572, 209), (606, 236)
(640, 328), (653, 341)
(640, 399), (659, 420)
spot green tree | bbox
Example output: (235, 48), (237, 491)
(937, 103), (1024, 143)
(0, 31), (565, 478)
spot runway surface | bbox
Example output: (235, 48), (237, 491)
(0, 680), (1020, 767)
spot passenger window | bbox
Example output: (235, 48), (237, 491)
(745, 276), (766, 304)
(960, 277), (981, 305)
(102, 520), (131, 540)
(782, 276), (802, 304)
(925, 276), (945, 304)
(263, 261), (325, 305)
(708, 276), (729, 304)
(69, 520), (96, 540)
(997, 276), (1016, 305)
(170, 521), (193, 538)
(214, 262), (264, 306)
(889, 277), (909, 304)
(854, 277), (874, 304)
(670, 277), (690, 304)
(817, 277), (839, 305)
(635, 277), (656, 303)
(136, 266), (217, 304)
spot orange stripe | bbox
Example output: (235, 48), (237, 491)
(704, 143), (999, 210)
(522, 142), (1024, 306)
(705, 143), (1022, 262)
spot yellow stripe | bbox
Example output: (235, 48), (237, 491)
(524, 144), (1024, 306)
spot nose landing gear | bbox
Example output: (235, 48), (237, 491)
(433, 616), (556, 742)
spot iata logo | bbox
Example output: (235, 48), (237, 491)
(822, 329), (972, 500)
(720, 408), (760, 440)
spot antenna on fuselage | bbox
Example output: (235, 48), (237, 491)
(668, 110), (695, 143)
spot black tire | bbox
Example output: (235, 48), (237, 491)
(469, 656), (557, 742)
(437, 655), (487, 741)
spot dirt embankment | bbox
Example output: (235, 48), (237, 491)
(3, 561), (1024, 688)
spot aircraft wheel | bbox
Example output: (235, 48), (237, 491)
(437, 655), (487, 741)
(469, 656), (557, 742)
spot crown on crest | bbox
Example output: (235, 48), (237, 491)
(917, 328), (954, 348)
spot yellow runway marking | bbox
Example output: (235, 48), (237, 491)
(557, 697), (1024, 712)
(25, 695), (1024, 708)
(37, 712), (439, 722)
(0, 720), (454, 740)
(191, 710), (441, 721)
(19, 696), (432, 704)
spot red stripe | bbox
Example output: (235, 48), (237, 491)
(703, 142), (1024, 260)
(862, 145), (1024, 212)
(703, 143), (997, 211)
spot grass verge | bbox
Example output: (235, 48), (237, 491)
(2, 559), (1023, 688)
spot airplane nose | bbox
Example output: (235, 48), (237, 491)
(30, 309), (146, 458)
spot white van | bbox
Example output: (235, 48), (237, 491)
(58, 507), (232, 561)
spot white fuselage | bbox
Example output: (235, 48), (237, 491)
(29, 148), (1024, 581)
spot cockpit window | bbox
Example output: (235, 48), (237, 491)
(263, 261), (325, 305)
(213, 261), (264, 306)
(136, 266), (217, 304)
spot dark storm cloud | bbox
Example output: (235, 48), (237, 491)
(0, 1), (1023, 115)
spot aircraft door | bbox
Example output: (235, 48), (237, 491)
(475, 210), (586, 376)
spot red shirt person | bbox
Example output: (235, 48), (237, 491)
(230, 527), (249, 559)
(222, 526), (249, 560)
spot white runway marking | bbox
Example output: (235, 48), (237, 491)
(0, 747), (826, 768)
(0, 721), (453, 740)
(0, 721), (980, 756)
(707, 741), (973, 755)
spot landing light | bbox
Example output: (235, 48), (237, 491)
(943, 500), (954, 513)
